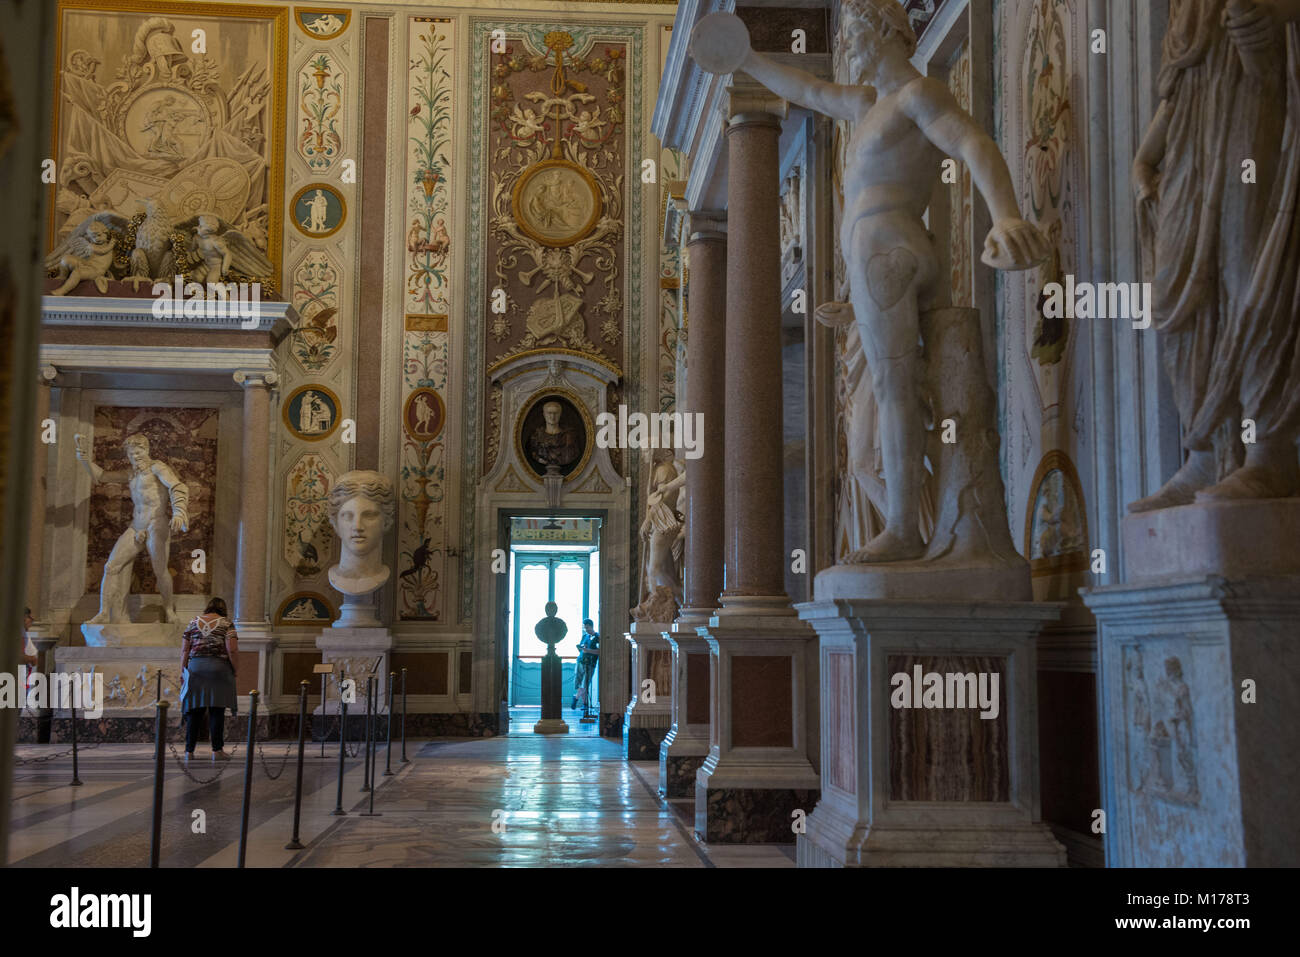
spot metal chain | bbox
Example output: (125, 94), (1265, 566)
(166, 708), (239, 786)
(14, 740), (101, 766)
(257, 739), (296, 780)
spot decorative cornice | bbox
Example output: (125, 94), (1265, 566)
(40, 344), (277, 375)
(487, 348), (623, 385)
(41, 295), (299, 336)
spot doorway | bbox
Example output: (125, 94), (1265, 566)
(505, 517), (601, 713)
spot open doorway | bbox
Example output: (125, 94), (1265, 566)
(504, 516), (601, 727)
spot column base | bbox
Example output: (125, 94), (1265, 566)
(798, 802), (1066, 867)
(660, 622), (711, 797)
(695, 777), (820, 844)
(534, 718), (570, 734)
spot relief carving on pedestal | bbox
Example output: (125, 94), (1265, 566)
(1123, 646), (1200, 806)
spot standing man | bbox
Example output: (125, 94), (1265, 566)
(76, 433), (189, 624)
(574, 618), (600, 715)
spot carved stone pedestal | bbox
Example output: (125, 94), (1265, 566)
(81, 621), (185, 647)
(1082, 500), (1300, 867)
(315, 627), (393, 716)
(659, 613), (713, 798)
(795, 592), (1064, 867)
(694, 610), (820, 844)
(624, 621), (672, 760)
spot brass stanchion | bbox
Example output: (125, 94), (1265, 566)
(400, 667), (409, 764)
(149, 700), (168, 867)
(285, 681), (309, 850)
(236, 690), (259, 868)
(69, 700), (83, 787)
(361, 674), (373, 792)
(360, 676), (381, 817)
(331, 693), (348, 816)
(383, 671), (395, 776)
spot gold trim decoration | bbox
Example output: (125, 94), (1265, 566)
(290, 182), (347, 238)
(514, 386), (594, 483)
(510, 157), (603, 248)
(405, 313), (448, 332)
(1024, 449), (1090, 578)
(283, 383), (341, 442)
(402, 387), (446, 442)
(293, 7), (350, 40)
(276, 591), (336, 625)
(50, 0), (288, 278)
(486, 346), (622, 380)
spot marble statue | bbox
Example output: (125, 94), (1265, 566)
(75, 432), (190, 624)
(327, 470), (397, 598)
(46, 203), (274, 293)
(631, 449), (686, 621)
(534, 600), (568, 649)
(1130, 0), (1300, 510)
(48, 217), (117, 295)
(691, 2), (1046, 563)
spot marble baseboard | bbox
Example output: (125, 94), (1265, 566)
(624, 725), (667, 761)
(14, 714), (298, 743)
(661, 753), (705, 798)
(600, 712), (624, 737)
(696, 786), (821, 844)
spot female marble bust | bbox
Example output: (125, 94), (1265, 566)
(327, 470), (397, 597)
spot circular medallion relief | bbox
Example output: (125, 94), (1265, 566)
(511, 159), (602, 248)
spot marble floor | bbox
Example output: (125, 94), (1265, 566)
(7, 710), (794, 867)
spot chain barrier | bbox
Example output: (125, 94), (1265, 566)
(14, 740), (100, 766)
(257, 739), (296, 780)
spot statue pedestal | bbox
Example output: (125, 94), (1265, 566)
(81, 621), (185, 647)
(315, 627), (394, 717)
(1082, 500), (1300, 867)
(334, 590), (382, 628)
(534, 644), (568, 734)
(795, 564), (1064, 867)
(693, 609), (820, 844)
(660, 611), (713, 798)
(624, 621), (673, 760)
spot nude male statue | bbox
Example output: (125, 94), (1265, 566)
(76, 432), (190, 623)
(692, 1), (1047, 562)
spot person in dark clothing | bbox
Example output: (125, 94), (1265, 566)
(571, 618), (599, 713)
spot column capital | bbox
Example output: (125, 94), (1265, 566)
(38, 364), (58, 385)
(724, 81), (787, 125)
(686, 209), (727, 241)
(233, 369), (279, 389)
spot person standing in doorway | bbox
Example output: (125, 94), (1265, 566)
(575, 618), (599, 714)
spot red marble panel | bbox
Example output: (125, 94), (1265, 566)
(686, 652), (710, 726)
(826, 651), (856, 794)
(731, 655), (792, 748)
(393, 652), (449, 696)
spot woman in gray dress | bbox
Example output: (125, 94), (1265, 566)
(179, 597), (239, 761)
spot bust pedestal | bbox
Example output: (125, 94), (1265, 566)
(534, 642), (569, 735)
(1082, 499), (1300, 867)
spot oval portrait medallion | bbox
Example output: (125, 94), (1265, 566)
(403, 387), (446, 441)
(511, 158), (602, 247)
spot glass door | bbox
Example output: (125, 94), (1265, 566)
(510, 552), (590, 706)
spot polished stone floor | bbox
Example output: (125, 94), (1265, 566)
(7, 709), (793, 867)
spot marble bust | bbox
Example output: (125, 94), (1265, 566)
(534, 601), (568, 650)
(527, 400), (580, 469)
(327, 470), (396, 598)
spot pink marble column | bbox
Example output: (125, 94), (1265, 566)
(721, 111), (787, 606)
(233, 371), (277, 624)
(681, 221), (727, 617)
(25, 366), (56, 619)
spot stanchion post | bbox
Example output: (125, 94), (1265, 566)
(69, 700), (82, 787)
(361, 674), (373, 792)
(286, 681), (309, 850)
(320, 671), (328, 758)
(237, 690), (259, 868)
(331, 697), (348, 816)
(384, 671), (395, 776)
(156, 670), (161, 702)
(361, 676), (381, 817)
(149, 699), (168, 867)
(400, 667), (409, 764)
